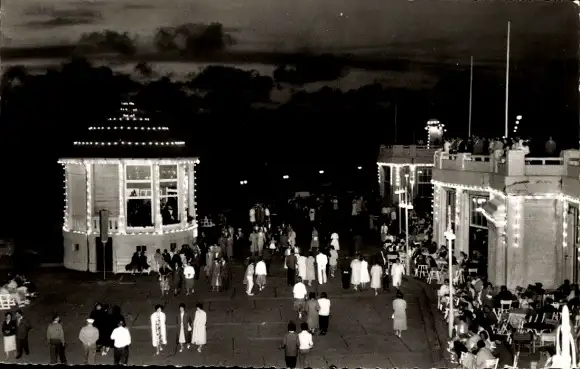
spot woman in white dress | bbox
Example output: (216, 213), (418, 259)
(191, 303), (207, 352)
(297, 254), (307, 281)
(350, 256), (361, 291)
(150, 305), (167, 355)
(360, 256), (370, 290)
(370, 260), (383, 296)
(392, 291), (407, 338)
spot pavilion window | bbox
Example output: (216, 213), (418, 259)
(126, 165), (153, 227)
(159, 165), (179, 225)
(470, 196), (488, 229)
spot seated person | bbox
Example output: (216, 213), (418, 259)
(465, 330), (482, 351)
(494, 286), (516, 307)
(557, 279), (571, 299)
(474, 339), (496, 369)
(540, 298), (558, 315)
(481, 305), (498, 328)
(126, 251), (141, 273)
(478, 330), (494, 350)
(456, 315), (470, 338)
(438, 280), (452, 298)
(138, 250), (150, 273)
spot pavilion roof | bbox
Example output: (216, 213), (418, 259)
(65, 101), (190, 158)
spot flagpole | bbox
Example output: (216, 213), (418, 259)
(468, 55), (474, 137)
(504, 21), (511, 138)
(394, 103), (398, 144)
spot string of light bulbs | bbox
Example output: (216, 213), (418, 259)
(73, 141), (185, 146)
(89, 126), (168, 131)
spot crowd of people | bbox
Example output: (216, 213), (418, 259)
(442, 136), (559, 158)
(1, 195), (448, 367)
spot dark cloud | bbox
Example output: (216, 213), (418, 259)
(122, 4), (155, 10)
(20, 7), (102, 29)
(22, 16), (98, 28)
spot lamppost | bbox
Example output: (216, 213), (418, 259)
(396, 188), (413, 274)
(444, 205), (456, 337)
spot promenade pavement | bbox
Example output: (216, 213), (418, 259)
(2, 257), (445, 368)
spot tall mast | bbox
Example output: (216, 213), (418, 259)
(468, 56), (474, 137)
(504, 21), (511, 138)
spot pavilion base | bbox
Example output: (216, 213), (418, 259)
(63, 228), (196, 273)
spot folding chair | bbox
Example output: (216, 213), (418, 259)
(427, 269), (441, 284)
(540, 332), (557, 346)
(0, 295), (11, 310)
(499, 300), (513, 314)
(482, 358), (499, 369)
(414, 265), (428, 278)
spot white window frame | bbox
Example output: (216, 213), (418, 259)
(125, 164), (154, 227)
(470, 195), (488, 229)
(159, 164), (180, 226)
(417, 168), (432, 185)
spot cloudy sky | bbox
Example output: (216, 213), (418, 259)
(2, 0), (577, 63)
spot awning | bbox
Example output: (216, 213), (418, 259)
(477, 197), (506, 227)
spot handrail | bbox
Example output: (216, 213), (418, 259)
(92, 216), (119, 231)
(524, 157), (564, 166)
(381, 145), (441, 150)
(465, 155), (490, 163)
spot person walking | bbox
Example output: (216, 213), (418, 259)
(370, 260), (383, 296)
(315, 250), (328, 285)
(305, 292), (320, 334)
(150, 305), (167, 355)
(360, 256), (370, 291)
(305, 253), (315, 287)
(15, 310), (31, 359)
(350, 256), (361, 291)
(392, 291), (407, 338)
(280, 321), (299, 368)
(298, 322), (313, 368)
(2, 312), (17, 359)
(79, 318), (99, 364)
(292, 277), (308, 319)
(286, 250), (298, 286)
(183, 262), (196, 295)
(47, 314), (67, 364)
(310, 227), (320, 254)
(176, 303), (192, 352)
(191, 303), (207, 353)
(255, 257), (268, 291)
(110, 320), (131, 365)
(391, 258), (405, 290)
(297, 252), (307, 281)
(317, 292), (331, 335)
(329, 246), (338, 278)
(245, 261), (255, 296)
(340, 256), (351, 290)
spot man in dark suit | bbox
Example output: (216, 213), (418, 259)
(286, 250), (297, 286)
(15, 310), (32, 359)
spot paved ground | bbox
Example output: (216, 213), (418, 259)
(2, 256), (445, 367)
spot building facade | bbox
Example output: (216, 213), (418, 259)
(59, 101), (199, 273)
(432, 149), (580, 290)
(377, 145), (436, 205)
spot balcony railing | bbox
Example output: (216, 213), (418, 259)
(92, 217), (119, 233)
(435, 150), (577, 177)
(379, 145), (440, 163)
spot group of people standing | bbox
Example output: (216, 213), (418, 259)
(149, 303), (207, 356)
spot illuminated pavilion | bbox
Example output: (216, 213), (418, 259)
(59, 101), (199, 273)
